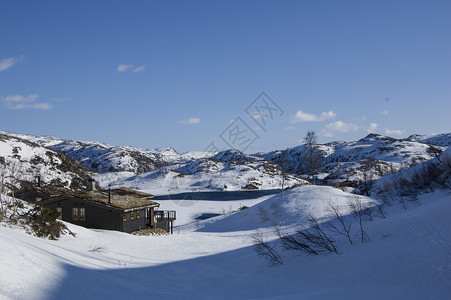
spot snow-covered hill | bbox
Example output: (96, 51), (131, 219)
(0, 133), (90, 190)
(102, 150), (307, 195)
(0, 130), (214, 174)
(407, 132), (451, 147)
(260, 133), (449, 186)
(2, 130), (450, 193)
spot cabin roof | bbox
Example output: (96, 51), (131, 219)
(36, 186), (158, 210)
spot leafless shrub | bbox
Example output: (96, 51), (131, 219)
(437, 154), (451, 190)
(427, 143), (443, 163)
(7, 161), (24, 218)
(252, 231), (283, 266)
(195, 219), (201, 231)
(89, 246), (107, 253)
(363, 206), (374, 222)
(397, 177), (421, 206)
(258, 207), (270, 222)
(348, 196), (369, 242)
(278, 214), (338, 255)
(271, 203), (282, 217)
(399, 195), (408, 210)
(327, 202), (353, 245)
(377, 204), (387, 218)
(380, 182), (395, 206)
(0, 164), (7, 218)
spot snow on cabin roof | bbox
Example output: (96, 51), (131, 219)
(37, 186), (158, 210)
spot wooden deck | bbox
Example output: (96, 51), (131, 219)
(149, 210), (176, 234)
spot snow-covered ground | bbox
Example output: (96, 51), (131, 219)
(1, 186), (450, 299)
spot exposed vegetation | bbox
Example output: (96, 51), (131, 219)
(26, 206), (70, 240)
(131, 228), (168, 236)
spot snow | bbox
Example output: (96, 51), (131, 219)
(1, 186), (451, 299)
(0, 133), (86, 188)
(100, 162), (305, 196)
(200, 186), (376, 232)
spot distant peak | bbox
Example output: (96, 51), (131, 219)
(154, 147), (178, 154)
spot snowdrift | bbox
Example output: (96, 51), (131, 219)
(201, 185), (377, 232)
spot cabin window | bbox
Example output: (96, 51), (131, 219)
(137, 211), (140, 219)
(79, 208), (86, 221)
(130, 212), (134, 220)
(72, 208), (79, 220)
(123, 214), (127, 221)
(56, 207), (62, 219)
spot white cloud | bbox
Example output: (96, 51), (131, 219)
(290, 110), (336, 123)
(117, 63), (145, 73)
(133, 65), (145, 73)
(178, 118), (200, 125)
(284, 126), (297, 131)
(0, 56), (24, 71)
(367, 123), (378, 133)
(117, 64), (133, 72)
(381, 110), (389, 115)
(384, 128), (404, 136)
(321, 120), (359, 137)
(0, 94), (52, 110)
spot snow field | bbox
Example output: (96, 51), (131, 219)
(1, 186), (450, 299)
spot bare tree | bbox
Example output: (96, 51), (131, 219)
(327, 202), (353, 245)
(427, 143), (443, 164)
(336, 162), (342, 188)
(0, 163), (6, 219)
(359, 158), (377, 196)
(7, 160), (24, 217)
(252, 231), (283, 265)
(280, 150), (287, 197)
(303, 131), (323, 185)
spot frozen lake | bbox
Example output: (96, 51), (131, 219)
(153, 190), (281, 226)
(153, 189), (280, 201)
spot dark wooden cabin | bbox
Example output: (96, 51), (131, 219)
(16, 182), (176, 233)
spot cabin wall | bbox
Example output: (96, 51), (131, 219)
(122, 209), (147, 232)
(44, 198), (123, 231)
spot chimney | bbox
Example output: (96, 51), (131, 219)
(88, 178), (96, 191)
(108, 184), (111, 204)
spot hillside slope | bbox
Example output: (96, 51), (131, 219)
(260, 133), (449, 186)
(0, 133), (90, 190)
(1, 187), (450, 299)
(2, 130), (450, 192)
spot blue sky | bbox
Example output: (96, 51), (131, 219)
(1, 0), (450, 153)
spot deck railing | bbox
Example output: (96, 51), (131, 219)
(154, 210), (176, 222)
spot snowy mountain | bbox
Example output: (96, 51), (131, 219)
(406, 132), (451, 147)
(0, 130), (214, 174)
(259, 133), (449, 186)
(2, 130), (450, 193)
(103, 150), (306, 195)
(0, 132), (91, 190)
